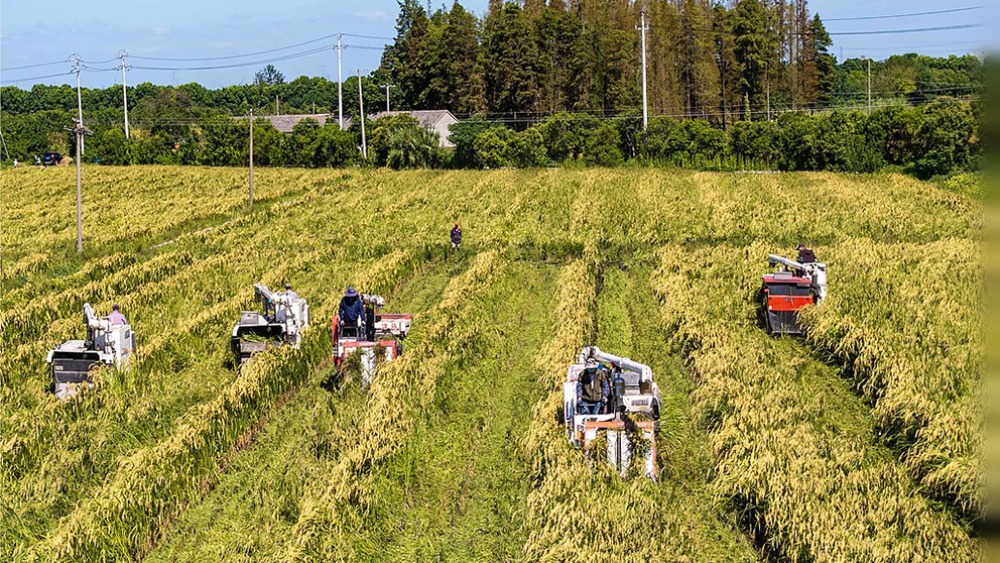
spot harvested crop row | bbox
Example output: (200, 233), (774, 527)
(17, 326), (329, 563)
(652, 242), (979, 561)
(1, 247), (425, 557)
(521, 256), (755, 562)
(284, 252), (507, 560)
(145, 260), (462, 562)
(798, 238), (982, 518)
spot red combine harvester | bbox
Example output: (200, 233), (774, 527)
(760, 254), (827, 335)
(332, 294), (411, 385)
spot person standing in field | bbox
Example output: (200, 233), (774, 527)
(108, 304), (127, 325)
(450, 222), (462, 253)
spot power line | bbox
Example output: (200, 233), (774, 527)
(131, 45), (334, 71)
(2, 59), (68, 72)
(823, 6), (986, 22)
(1, 71), (74, 85)
(129, 32), (390, 63)
(828, 23), (984, 36)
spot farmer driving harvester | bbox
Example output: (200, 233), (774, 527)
(576, 358), (609, 414)
(338, 286), (364, 336)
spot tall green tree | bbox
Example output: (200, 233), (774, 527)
(428, 2), (485, 114)
(483, 2), (540, 115)
(731, 0), (778, 117)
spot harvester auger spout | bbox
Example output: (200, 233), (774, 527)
(46, 303), (135, 399)
(761, 254), (828, 335)
(564, 346), (661, 479)
(231, 282), (310, 369)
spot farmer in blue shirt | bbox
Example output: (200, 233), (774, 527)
(338, 287), (364, 336)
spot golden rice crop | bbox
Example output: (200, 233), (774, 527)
(652, 242), (980, 561)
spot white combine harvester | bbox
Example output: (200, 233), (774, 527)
(332, 293), (411, 386)
(564, 346), (661, 479)
(46, 303), (135, 399)
(230, 283), (309, 369)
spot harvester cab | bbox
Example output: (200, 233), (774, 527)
(45, 303), (135, 399)
(761, 254), (827, 335)
(231, 283), (309, 369)
(332, 293), (411, 386)
(563, 346), (661, 479)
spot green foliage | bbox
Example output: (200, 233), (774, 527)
(472, 126), (516, 169)
(583, 122), (624, 167)
(368, 114), (422, 166)
(385, 125), (445, 170)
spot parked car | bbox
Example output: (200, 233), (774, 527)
(42, 152), (63, 166)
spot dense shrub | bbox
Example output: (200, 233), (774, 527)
(584, 123), (624, 167)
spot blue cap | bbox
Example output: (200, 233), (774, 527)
(345, 286), (358, 297)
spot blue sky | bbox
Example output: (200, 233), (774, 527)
(1, 0), (994, 89)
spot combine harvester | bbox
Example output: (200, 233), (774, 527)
(46, 304), (135, 399)
(332, 293), (411, 386)
(563, 346), (661, 479)
(231, 283), (309, 369)
(760, 254), (828, 335)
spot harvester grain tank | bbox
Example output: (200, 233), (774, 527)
(332, 293), (411, 386)
(760, 254), (827, 335)
(46, 303), (135, 399)
(563, 346), (661, 479)
(231, 283), (309, 368)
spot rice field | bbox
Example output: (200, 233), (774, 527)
(0, 165), (982, 561)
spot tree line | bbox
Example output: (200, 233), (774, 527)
(0, 1), (984, 178)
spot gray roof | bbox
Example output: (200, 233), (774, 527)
(370, 110), (458, 129)
(243, 113), (352, 133)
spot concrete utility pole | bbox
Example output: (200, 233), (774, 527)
(358, 70), (367, 160)
(64, 120), (92, 254)
(72, 54), (85, 154)
(637, 6), (649, 129)
(337, 35), (344, 129)
(248, 109), (254, 206)
(865, 56), (872, 114)
(119, 51), (130, 139)
(276, 94), (280, 115)
(384, 84), (393, 112)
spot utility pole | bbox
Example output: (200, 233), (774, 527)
(72, 54), (85, 154)
(248, 109), (254, 206)
(358, 70), (367, 160)
(865, 56), (872, 114)
(337, 35), (344, 129)
(384, 84), (393, 112)
(64, 120), (92, 254)
(119, 51), (130, 139)
(765, 63), (771, 121)
(276, 95), (280, 115)
(637, 6), (649, 129)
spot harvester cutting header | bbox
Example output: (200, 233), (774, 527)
(760, 246), (827, 335)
